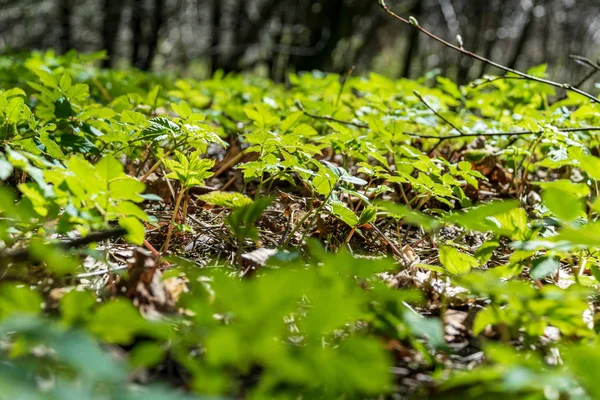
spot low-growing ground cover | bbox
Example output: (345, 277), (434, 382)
(1, 43), (600, 399)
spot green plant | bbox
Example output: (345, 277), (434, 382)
(3, 48), (600, 399)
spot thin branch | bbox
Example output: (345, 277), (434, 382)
(296, 101), (368, 129)
(570, 54), (600, 89)
(554, 55), (600, 102)
(298, 103), (600, 142)
(570, 55), (600, 71)
(469, 76), (529, 89)
(378, 0), (600, 103)
(413, 90), (464, 135)
(413, 127), (600, 141)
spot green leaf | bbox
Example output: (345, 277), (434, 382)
(534, 180), (590, 198)
(39, 132), (66, 159)
(444, 200), (520, 231)
(437, 76), (462, 99)
(110, 177), (146, 202)
(357, 206), (378, 226)
(172, 101), (192, 119)
(96, 156), (124, 183)
(89, 299), (169, 344)
(403, 311), (445, 349)
(115, 201), (150, 221)
(54, 96), (75, 119)
(378, 201), (439, 231)
(60, 290), (96, 325)
(474, 241), (499, 264)
(542, 188), (583, 221)
(129, 342), (165, 368)
(565, 344), (600, 399)
(34, 69), (58, 88)
(122, 110), (147, 125)
(530, 256), (560, 280)
(226, 197), (274, 241)
(119, 216), (145, 245)
(439, 245), (478, 275)
(329, 201), (359, 227)
(0, 284), (42, 319)
(280, 111), (303, 133)
(578, 154), (600, 180)
(146, 85), (161, 108)
(473, 307), (497, 335)
(198, 191), (253, 208)
(313, 168), (338, 196)
(59, 73), (72, 91)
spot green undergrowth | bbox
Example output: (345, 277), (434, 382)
(1, 50), (600, 399)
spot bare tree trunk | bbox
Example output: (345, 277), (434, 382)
(58, 0), (72, 54)
(141, 0), (164, 70)
(101, 0), (124, 68)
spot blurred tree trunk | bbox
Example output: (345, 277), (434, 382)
(457, 1), (486, 82)
(101, 0), (124, 68)
(292, 0), (346, 72)
(353, 12), (385, 73)
(211, 0), (237, 73)
(400, 0), (422, 78)
(58, 0), (72, 54)
(477, 0), (502, 77)
(131, 0), (144, 68)
(507, 0), (538, 70)
(141, 0), (165, 70)
(209, 0), (220, 74)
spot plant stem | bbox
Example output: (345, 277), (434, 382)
(299, 200), (330, 244)
(345, 226), (357, 244)
(162, 188), (186, 253)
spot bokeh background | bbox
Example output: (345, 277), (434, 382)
(1, 0), (599, 83)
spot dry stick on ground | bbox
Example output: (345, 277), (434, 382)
(378, 0), (600, 103)
(2, 229), (127, 263)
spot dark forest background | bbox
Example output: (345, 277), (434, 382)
(1, 0), (598, 83)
